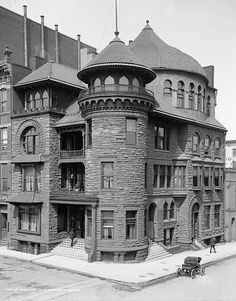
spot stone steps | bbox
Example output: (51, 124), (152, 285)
(51, 238), (88, 260)
(0, 237), (7, 247)
(146, 242), (172, 261)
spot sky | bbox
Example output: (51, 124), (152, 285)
(0, 0), (236, 140)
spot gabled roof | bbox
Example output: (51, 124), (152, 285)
(128, 21), (207, 80)
(15, 60), (85, 89)
(78, 34), (156, 84)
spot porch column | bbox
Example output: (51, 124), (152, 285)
(88, 203), (97, 262)
(67, 205), (70, 231)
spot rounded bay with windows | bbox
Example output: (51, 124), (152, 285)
(77, 33), (156, 262)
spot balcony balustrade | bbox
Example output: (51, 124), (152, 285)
(78, 84), (155, 100)
(60, 149), (84, 158)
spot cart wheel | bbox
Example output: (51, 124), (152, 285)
(200, 266), (205, 276)
(176, 268), (182, 277)
(191, 269), (196, 279)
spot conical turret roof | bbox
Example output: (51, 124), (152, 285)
(78, 34), (156, 83)
(128, 21), (207, 79)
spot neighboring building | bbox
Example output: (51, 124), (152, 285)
(0, 5), (96, 246)
(225, 140), (236, 241)
(7, 21), (226, 262)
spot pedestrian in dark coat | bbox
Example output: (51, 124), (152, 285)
(210, 237), (216, 253)
(69, 228), (75, 247)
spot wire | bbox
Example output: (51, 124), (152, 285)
(98, 0), (114, 51)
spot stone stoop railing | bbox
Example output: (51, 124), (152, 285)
(192, 239), (208, 250)
(146, 242), (173, 261)
(51, 238), (88, 260)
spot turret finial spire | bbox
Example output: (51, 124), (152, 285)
(114, 0), (119, 36)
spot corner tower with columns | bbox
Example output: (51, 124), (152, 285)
(77, 32), (156, 262)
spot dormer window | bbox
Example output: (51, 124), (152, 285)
(163, 80), (172, 96)
(204, 135), (211, 155)
(22, 126), (39, 154)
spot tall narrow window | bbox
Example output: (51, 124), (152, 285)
(87, 119), (92, 146)
(169, 201), (175, 219)
(35, 92), (41, 109)
(193, 166), (198, 187)
(87, 209), (92, 237)
(214, 205), (220, 228)
(0, 89), (7, 112)
(189, 83), (195, 109)
(163, 80), (172, 95)
(177, 81), (184, 107)
(102, 211), (114, 239)
(163, 202), (168, 220)
(22, 127), (39, 154)
(203, 205), (211, 229)
(154, 125), (170, 150)
(153, 165), (158, 188)
(204, 135), (211, 155)
(214, 168), (219, 187)
(214, 138), (221, 157)
(126, 211), (137, 239)
(42, 90), (49, 107)
(102, 162), (114, 189)
(126, 118), (137, 145)
(26, 93), (33, 111)
(1, 163), (8, 191)
(197, 86), (202, 111)
(1, 128), (7, 151)
(204, 167), (210, 187)
(206, 96), (211, 116)
(192, 133), (200, 153)
(159, 165), (165, 188)
(174, 166), (186, 188)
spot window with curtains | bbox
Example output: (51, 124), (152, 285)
(203, 205), (211, 229)
(214, 168), (220, 187)
(0, 127), (7, 151)
(193, 166), (202, 187)
(0, 88), (7, 112)
(154, 125), (170, 150)
(18, 205), (41, 233)
(23, 165), (40, 192)
(1, 163), (8, 191)
(153, 165), (172, 189)
(126, 118), (137, 145)
(192, 133), (200, 153)
(101, 162), (114, 189)
(42, 90), (49, 107)
(174, 166), (186, 188)
(126, 211), (137, 239)
(35, 92), (41, 109)
(204, 166), (212, 187)
(102, 211), (114, 239)
(22, 126), (39, 154)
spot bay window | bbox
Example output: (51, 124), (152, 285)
(18, 205), (40, 233)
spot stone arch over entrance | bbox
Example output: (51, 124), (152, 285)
(148, 202), (156, 241)
(189, 197), (201, 240)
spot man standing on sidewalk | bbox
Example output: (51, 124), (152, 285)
(210, 237), (216, 253)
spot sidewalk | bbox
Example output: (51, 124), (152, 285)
(1, 242), (236, 288)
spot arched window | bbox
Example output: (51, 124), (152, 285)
(163, 80), (172, 96)
(192, 132), (200, 153)
(22, 126), (39, 154)
(94, 77), (101, 87)
(35, 92), (41, 109)
(170, 201), (175, 219)
(104, 76), (114, 85)
(204, 135), (211, 155)
(206, 96), (211, 116)
(42, 90), (49, 108)
(119, 76), (129, 85)
(26, 94), (33, 111)
(189, 83), (195, 109)
(197, 86), (202, 111)
(203, 89), (206, 113)
(163, 202), (168, 220)
(133, 78), (139, 87)
(214, 138), (221, 157)
(177, 81), (184, 107)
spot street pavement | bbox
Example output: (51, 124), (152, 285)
(1, 242), (236, 288)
